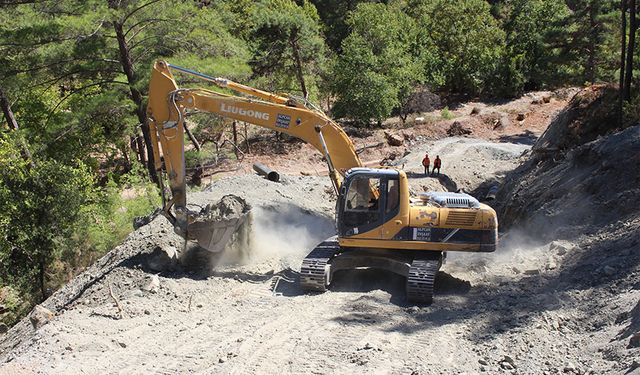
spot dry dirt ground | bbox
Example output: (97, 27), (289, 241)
(1, 90), (639, 375)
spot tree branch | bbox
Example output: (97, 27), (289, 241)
(121, 0), (164, 24)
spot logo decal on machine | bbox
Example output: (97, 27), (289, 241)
(220, 103), (270, 121)
(276, 114), (291, 129)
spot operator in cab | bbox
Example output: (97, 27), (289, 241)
(347, 178), (377, 210)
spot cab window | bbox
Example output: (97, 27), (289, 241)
(385, 178), (400, 214)
(343, 176), (381, 229)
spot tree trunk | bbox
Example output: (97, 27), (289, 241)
(289, 28), (308, 99)
(244, 122), (251, 153)
(621, 0), (627, 125)
(183, 121), (201, 151)
(624, 0), (636, 101)
(39, 259), (46, 301)
(1, 86), (33, 161)
(111, 15), (158, 183)
(232, 121), (238, 158)
(587, 2), (598, 84)
(0, 86), (19, 130)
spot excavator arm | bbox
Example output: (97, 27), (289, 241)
(146, 60), (363, 249)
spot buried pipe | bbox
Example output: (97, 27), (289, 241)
(485, 184), (499, 200)
(253, 162), (280, 182)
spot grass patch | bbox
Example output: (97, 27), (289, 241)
(441, 106), (455, 120)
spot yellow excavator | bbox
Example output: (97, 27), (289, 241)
(146, 61), (497, 303)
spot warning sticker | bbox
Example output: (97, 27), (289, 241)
(412, 227), (431, 241)
(276, 114), (291, 129)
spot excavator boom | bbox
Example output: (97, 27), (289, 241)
(146, 60), (362, 250)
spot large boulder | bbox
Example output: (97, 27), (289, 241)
(146, 245), (179, 272)
(29, 305), (54, 330)
(384, 131), (404, 146)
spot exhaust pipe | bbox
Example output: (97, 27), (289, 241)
(253, 162), (280, 182)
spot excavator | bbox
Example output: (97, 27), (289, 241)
(146, 60), (498, 303)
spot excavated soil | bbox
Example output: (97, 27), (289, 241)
(1, 89), (639, 375)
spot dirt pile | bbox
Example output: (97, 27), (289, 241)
(491, 87), (640, 374)
(497, 109), (640, 238)
(534, 85), (620, 153)
(199, 194), (251, 221)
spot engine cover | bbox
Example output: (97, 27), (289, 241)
(419, 192), (481, 208)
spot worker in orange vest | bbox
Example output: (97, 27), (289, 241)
(433, 155), (442, 176)
(422, 153), (430, 175)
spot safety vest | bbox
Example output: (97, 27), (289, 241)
(422, 157), (430, 166)
(434, 158), (441, 168)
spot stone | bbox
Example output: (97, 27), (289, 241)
(447, 121), (473, 136)
(29, 305), (54, 329)
(0, 323), (8, 334)
(517, 113), (526, 121)
(494, 116), (511, 130)
(549, 241), (574, 255)
(628, 332), (640, 348)
(147, 246), (178, 272)
(478, 359), (488, 366)
(144, 309), (151, 315)
(500, 361), (514, 370)
(219, 357), (226, 363)
(0, 304), (6, 314)
(543, 95), (552, 103)
(384, 131), (404, 146)
(145, 275), (160, 293)
(603, 266), (616, 276)
(415, 117), (425, 123)
(502, 355), (516, 367)
(471, 106), (481, 115)
(563, 362), (577, 373)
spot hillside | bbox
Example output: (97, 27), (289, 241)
(1, 88), (638, 374)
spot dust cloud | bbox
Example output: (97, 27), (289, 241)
(443, 228), (550, 280)
(213, 204), (336, 270)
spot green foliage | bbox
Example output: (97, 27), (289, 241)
(309, 0), (375, 51)
(331, 2), (422, 124)
(248, 0), (327, 99)
(499, 0), (571, 92)
(440, 107), (455, 120)
(0, 134), (94, 300)
(0, 286), (31, 327)
(412, 0), (506, 95)
(80, 171), (160, 257)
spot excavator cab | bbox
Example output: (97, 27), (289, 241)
(337, 168), (401, 239)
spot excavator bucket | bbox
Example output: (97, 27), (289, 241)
(187, 214), (249, 253)
(184, 195), (252, 253)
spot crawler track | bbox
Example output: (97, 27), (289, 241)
(300, 237), (340, 292)
(406, 258), (441, 304)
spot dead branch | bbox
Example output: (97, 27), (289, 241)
(108, 283), (124, 319)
